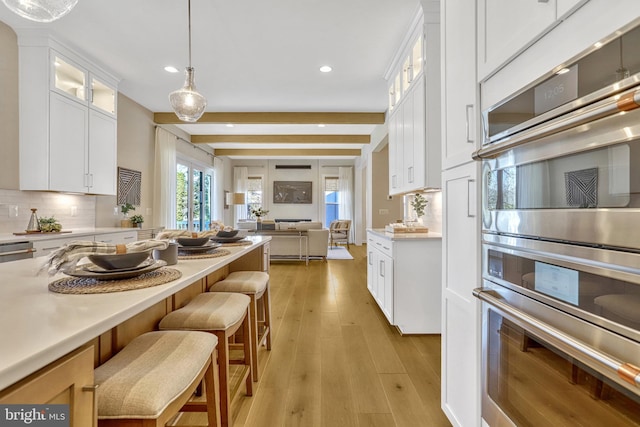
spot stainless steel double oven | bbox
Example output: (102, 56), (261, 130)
(474, 20), (640, 427)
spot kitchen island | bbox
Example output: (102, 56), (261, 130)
(0, 235), (270, 397)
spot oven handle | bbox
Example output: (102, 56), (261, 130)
(472, 85), (640, 160)
(473, 287), (640, 389)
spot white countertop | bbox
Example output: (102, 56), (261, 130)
(0, 227), (141, 244)
(0, 236), (270, 390)
(368, 228), (442, 240)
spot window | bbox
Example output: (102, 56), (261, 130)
(324, 176), (339, 228)
(246, 176), (264, 219)
(176, 160), (213, 231)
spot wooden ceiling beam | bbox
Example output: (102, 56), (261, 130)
(191, 134), (370, 144)
(214, 149), (362, 157)
(154, 112), (385, 125)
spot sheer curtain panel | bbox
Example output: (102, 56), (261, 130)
(338, 166), (354, 242)
(154, 127), (177, 228)
(234, 166), (249, 223)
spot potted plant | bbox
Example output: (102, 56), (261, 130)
(38, 216), (62, 232)
(120, 203), (136, 227)
(410, 193), (428, 224)
(130, 214), (144, 228)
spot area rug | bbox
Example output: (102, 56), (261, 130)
(326, 246), (354, 260)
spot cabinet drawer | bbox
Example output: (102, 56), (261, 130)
(32, 236), (88, 257)
(368, 233), (393, 258)
(94, 231), (137, 244)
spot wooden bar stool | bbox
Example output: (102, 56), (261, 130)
(209, 271), (272, 382)
(159, 292), (253, 427)
(95, 330), (219, 427)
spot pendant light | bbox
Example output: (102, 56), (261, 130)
(169, 0), (207, 123)
(2, 0), (78, 22)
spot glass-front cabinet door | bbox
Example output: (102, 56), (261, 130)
(52, 53), (87, 103)
(91, 76), (116, 116)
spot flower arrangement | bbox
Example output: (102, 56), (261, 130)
(410, 193), (428, 218)
(250, 206), (269, 218)
(130, 214), (144, 227)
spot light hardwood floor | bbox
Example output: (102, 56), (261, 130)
(176, 244), (451, 427)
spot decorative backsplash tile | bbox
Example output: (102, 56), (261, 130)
(0, 190), (96, 233)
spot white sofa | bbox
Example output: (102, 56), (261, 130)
(238, 220), (329, 261)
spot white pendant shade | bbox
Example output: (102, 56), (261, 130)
(169, 67), (207, 122)
(2, 0), (78, 22)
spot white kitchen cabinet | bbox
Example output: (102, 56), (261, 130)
(388, 109), (403, 193)
(441, 162), (481, 427)
(94, 231), (138, 244)
(32, 231), (138, 258)
(18, 33), (118, 195)
(367, 230), (441, 334)
(32, 236), (89, 258)
(442, 0), (477, 170)
(387, 9), (441, 195)
(477, 0), (589, 80)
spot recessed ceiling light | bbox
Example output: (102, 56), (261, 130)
(226, 123), (234, 128)
(319, 65), (332, 73)
(318, 124), (326, 128)
(164, 66), (179, 73)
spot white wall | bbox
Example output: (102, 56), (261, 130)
(227, 158), (356, 227)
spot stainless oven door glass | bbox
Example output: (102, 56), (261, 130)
(485, 141), (632, 211)
(484, 307), (640, 427)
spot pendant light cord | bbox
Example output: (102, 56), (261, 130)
(188, 0), (192, 68)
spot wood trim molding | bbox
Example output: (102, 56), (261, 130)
(214, 148), (362, 157)
(154, 112), (385, 125)
(191, 134), (370, 144)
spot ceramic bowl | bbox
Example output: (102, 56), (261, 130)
(216, 229), (239, 238)
(176, 237), (210, 247)
(88, 251), (151, 270)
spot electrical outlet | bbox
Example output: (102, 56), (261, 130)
(70, 206), (78, 217)
(146, 208), (153, 216)
(379, 209), (389, 215)
(8, 205), (18, 218)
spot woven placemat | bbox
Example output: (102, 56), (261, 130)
(178, 248), (231, 260)
(48, 268), (182, 294)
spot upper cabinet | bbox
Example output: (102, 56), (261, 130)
(477, 0), (589, 80)
(18, 33), (119, 195)
(386, 8), (441, 195)
(442, 0), (478, 170)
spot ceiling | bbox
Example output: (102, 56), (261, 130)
(0, 0), (423, 158)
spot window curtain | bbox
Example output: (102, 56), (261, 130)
(234, 166), (249, 222)
(338, 166), (354, 241)
(153, 127), (177, 228)
(213, 156), (224, 222)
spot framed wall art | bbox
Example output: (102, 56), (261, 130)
(117, 167), (142, 206)
(273, 181), (312, 204)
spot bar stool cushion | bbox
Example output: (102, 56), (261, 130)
(95, 330), (217, 419)
(159, 292), (251, 330)
(210, 271), (269, 294)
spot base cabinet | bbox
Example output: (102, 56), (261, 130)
(0, 346), (96, 427)
(367, 230), (441, 334)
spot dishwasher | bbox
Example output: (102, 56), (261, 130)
(0, 241), (35, 263)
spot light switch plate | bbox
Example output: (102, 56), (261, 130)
(9, 205), (18, 218)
